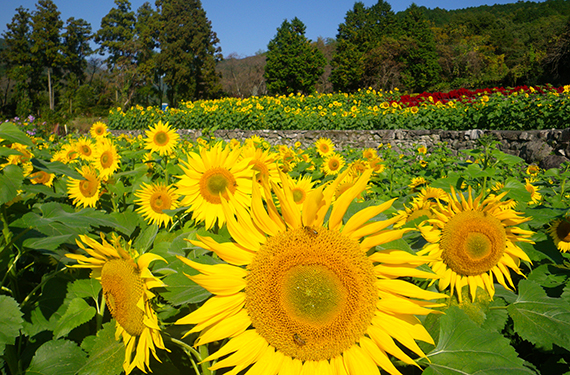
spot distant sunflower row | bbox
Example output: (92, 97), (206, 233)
(1, 119), (569, 375)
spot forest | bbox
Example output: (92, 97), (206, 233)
(1, 0), (570, 125)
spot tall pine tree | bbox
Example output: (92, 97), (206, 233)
(155, 0), (222, 105)
(264, 17), (326, 95)
(1, 6), (33, 116)
(30, 0), (63, 111)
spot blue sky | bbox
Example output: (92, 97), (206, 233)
(0, 0), (542, 58)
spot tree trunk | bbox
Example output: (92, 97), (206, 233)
(47, 68), (54, 111)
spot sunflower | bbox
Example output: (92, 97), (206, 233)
(90, 121), (110, 139)
(321, 153), (345, 176)
(134, 182), (180, 228)
(66, 233), (168, 374)
(52, 142), (79, 164)
(176, 169), (445, 375)
(144, 121), (180, 156)
(67, 166), (101, 208)
(418, 187), (534, 302)
(408, 177), (428, 191)
(288, 174), (316, 205)
(368, 158), (385, 174)
(315, 137), (335, 157)
(75, 137), (96, 160)
(362, 148), (377, 161)
(176, 142), (254, 229)
(547, 216), (570, 252)
(29, 170), (55, 187)
(92, 138), (120, 179)
(526, 164), (540, 176)
(417, 145), (427, 155)
(240, 145), (280, 185)
(524, 178), (542, 205)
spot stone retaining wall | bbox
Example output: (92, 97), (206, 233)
(114, 128), (570, 169)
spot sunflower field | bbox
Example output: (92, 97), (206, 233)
(1, 119), (570, 375)
(109, 85), (570, 132)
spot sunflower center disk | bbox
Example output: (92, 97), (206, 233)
(100, 152), (112, 168)
(101, 259), (146, 336)
(557, 220), (570, 242)
(154, 131), (169, 146)
(292, 189), (305, 204)
(151, 192), (169, 213)
(200, 167), (237, 204)
(441, 210), (506, 276)
(79, 179), (97, 197)
(282, 265), (346, 326)
(245, 227), (377, 362)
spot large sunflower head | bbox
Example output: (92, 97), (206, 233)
(92, 138), (120, 179)
(90, 121), (109, 139)
(134, 182), (180, 228)
(66, 233), (167, 374)
(176, 169), (445, 374)
(175, 142), (254, 229)
(321, 152), (345, 176)
(418, 187), (535, 302)
(547, 216), (570, 253)
(29, 170), (55, 187)
(144, 121), (180, 156)
(67, 166), (101, 208)
(315, 137), (335, 157)
(75, 137), (96, 160)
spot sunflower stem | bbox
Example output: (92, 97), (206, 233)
(170, 338), (211, 374)
(199, 345), (212, 375)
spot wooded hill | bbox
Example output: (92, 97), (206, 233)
(218, 0), (570, 97)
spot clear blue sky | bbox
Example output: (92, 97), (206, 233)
(0, 0), (544, 58)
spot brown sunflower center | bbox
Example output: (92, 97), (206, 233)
(79, 177), (98, 198)
(557, 219), (570, 242)
(32, 171), (50, 184)
(101, 259), (145, 336)
(199, 167), (237, 204)
(441, 210), (506, 276)
(245, 226), (377, 361)
(151, 191), (171, 213)
(328, 159), (340, 170)
(154, 131), (169, 146)
(292, 188), (306, 204)
(100, 151), (113, 168)
(319, 144), (329, 154)
(81, 145), (92, 156)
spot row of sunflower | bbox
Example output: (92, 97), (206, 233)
(109, 85), (570, 132)
(0, 119), (569, 375)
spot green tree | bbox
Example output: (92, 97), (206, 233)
(94, 0), (137, 108)
(330, 0), (397, 92)
(30, 0), (63, 111)
(61, 17), (92, 114)
(156, 0), (222, 106)
(264, 17), (326, 95)
(398, 4), (442, 91)
(133, 2), (159, 105)
(1, 6), (33, 117)
(544, 16), (570, 84)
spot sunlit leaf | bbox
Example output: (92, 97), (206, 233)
(508, 279), (570, 351)
(67, 279), (102, 302)
(0, 164), (24, 205)
(26, 339), (87, 375)
(0, 295), (23, 355)
(53, 298), (96, 339)
(78, 322), (124, 375)
(421, 306), (533, 375)
(0, 122), (34, 147)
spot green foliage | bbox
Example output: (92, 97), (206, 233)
(264, 17), (326, 95)
(0, 295), (23, 355)
(156, 0), (222, 105)
(421, 306), (534, 375)
(26, 339), (88, 375)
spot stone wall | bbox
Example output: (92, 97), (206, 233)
(115, 128), (570, 169)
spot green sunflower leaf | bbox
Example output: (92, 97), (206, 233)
(25, 339), (88, 375)
(161, 256), (215, 306)
(67, 279), (102, 302)
(53, 298), (96, 339)
(0, 295), (24, 356)
(78, 321), (124, 375)
(421, 306), (534, 375)
(0, 122), (34, 146)
(507, 279), (570, 351)
(0, 164), (24, 205)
